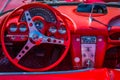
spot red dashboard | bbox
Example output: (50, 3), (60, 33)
(56, 5), (120, 69)
(0, 1), (120, 80)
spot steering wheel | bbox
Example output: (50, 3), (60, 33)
(1, 3), (70, 71)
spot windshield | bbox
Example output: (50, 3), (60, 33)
(0, 0), (120, 15)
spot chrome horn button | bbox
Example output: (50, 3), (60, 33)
(29, 31), (43, 45)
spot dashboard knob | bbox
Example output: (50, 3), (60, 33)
(83, 59), (94, 68)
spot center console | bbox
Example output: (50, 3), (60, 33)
(71, 35), (106, 69)
(81, 36), (96, 68)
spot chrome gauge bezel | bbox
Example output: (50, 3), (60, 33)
(58, 25), (66, 34)
(34, 20), (44, 30)
(9, 23), (17, 32)
(19, 24), (27, 32)
(49, 26), (57, 34)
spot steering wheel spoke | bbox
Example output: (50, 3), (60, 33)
(24, 10), (39, 33)
(14, 39), (35, 62)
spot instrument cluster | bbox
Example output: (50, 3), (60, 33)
(6, 6), (67, 42)
(7, 23), (28, 41)
(8, 23), (28, 33)
(48, 25), (67, 35)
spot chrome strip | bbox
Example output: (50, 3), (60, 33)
(0, 68), (94, 75)
(0, 0), (11, 13)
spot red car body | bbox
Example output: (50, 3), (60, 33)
(0, 0), (120, 80)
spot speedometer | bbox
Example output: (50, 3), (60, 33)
(21, 7), (57, 23)
(29, 7), (56, 22)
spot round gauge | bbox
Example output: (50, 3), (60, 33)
(9, 24), (17, 32)
(49, 26), (57, 34)
(34, 20), (44, 30)
(19, 24), (27, 32)
(28, 7), (56, 22)
(58, 26), (66, 34)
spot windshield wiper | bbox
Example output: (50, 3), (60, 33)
(0, 0), (11, 14)
(89, 15), (112, 31)
(89, 17), (109, 27)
